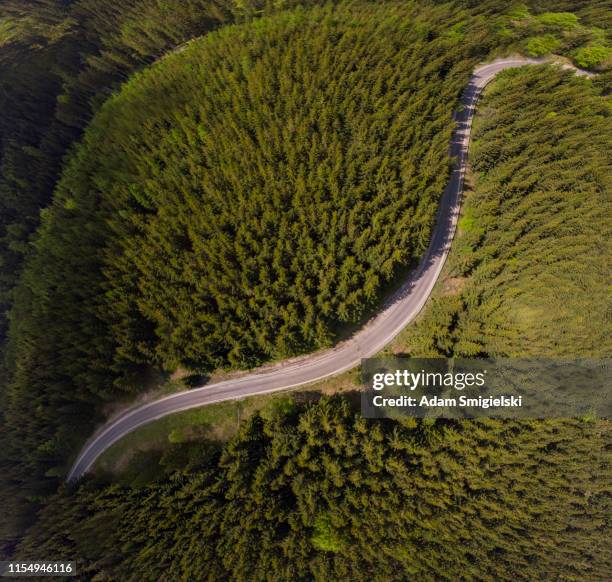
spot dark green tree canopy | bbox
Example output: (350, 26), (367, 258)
(2, 0), (610, 565)
(15, 397), (611, 581)
(50, 2), (486, 374)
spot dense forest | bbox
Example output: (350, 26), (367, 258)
(3, 0), (502, 514)
(1, 0), (610, 573)
(16, 398), (611, 580)
(0, 2), (609, 349)
(11, 60), (612, 579)
(400, 65), (611, 358)
(0, 0), (233, 346)
(0, 0), (234, 549)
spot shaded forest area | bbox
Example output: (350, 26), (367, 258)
(1, 0), (610, 569)
(1, 0), (231, 551)
(0, 0), (232, 348)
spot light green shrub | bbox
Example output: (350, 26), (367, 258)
(537, 12), (579, 30)
(573, 45), (611, 69)
(525, 34), (560, 57)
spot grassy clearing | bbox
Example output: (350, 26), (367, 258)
(92, 366), (362, 481)
(94, 394), (283, 482)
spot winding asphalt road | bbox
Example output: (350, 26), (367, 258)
(67, 57), (591, 481)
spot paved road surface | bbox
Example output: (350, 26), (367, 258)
(67, 57), (590, 481)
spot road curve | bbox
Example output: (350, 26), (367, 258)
(68, 57), (590, 481)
